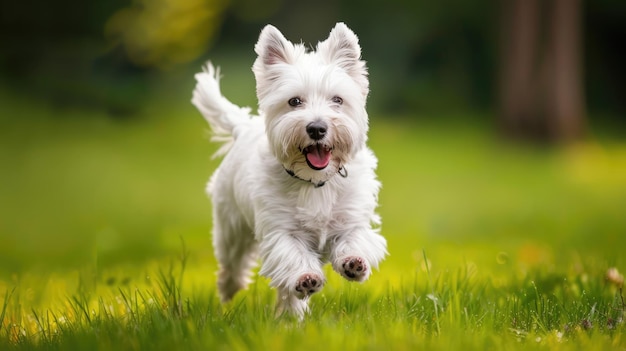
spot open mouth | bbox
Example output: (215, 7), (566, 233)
(303, 144), (332, 170)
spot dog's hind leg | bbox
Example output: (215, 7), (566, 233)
(212, 206), (258, 302)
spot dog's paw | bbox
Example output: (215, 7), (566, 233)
(294, 273), (324, 299)
(339, 256), (369, 282)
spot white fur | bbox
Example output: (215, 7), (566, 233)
(192, 23), (387, 318)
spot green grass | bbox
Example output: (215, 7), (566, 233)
(1, 75), (626, 350)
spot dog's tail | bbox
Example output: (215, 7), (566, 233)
(192, 62), (252, 157)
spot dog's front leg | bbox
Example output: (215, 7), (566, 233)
(329, 227), (387, 282)
(257, 231), (325, 318)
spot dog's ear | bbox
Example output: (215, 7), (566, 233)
(318, 23), (369, 96)
(255, 25), (293, 65)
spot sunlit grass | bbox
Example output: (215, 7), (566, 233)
(1, 80), (625, 350)
(1, 255), (624, 350)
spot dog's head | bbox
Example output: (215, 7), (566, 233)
(252, 23), (370, 185)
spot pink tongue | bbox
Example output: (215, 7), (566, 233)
(306, 145), (331, 169)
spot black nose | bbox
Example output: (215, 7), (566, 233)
(306, 121), (328, 140)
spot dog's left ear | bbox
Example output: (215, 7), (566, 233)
(318, 23), (369, 96)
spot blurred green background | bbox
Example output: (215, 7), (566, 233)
(1, 0), (625, 277)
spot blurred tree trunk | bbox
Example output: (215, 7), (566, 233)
(499, 0), (586, 142)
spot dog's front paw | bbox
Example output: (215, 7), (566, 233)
(294, 273), (324, 299)
(338, 256), (369, 282)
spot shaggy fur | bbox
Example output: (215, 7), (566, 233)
(192, 23), (387, 318)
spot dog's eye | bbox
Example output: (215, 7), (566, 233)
(332, 96), (343, 105)
(288, 97), (303, 107)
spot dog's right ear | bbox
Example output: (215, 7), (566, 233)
(255, 25), (293, 65)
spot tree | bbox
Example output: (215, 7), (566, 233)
(499, 0), (586, 142)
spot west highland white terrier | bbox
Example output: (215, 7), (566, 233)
(192, 23), (387, 318)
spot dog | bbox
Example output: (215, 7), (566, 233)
(192, 23), (387, 318)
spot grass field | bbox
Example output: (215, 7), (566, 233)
(1, 72), (626, 350)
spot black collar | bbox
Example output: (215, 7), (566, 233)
(284, 166), (348, 188)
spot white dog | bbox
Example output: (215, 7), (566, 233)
(192, 23), (387, 318)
